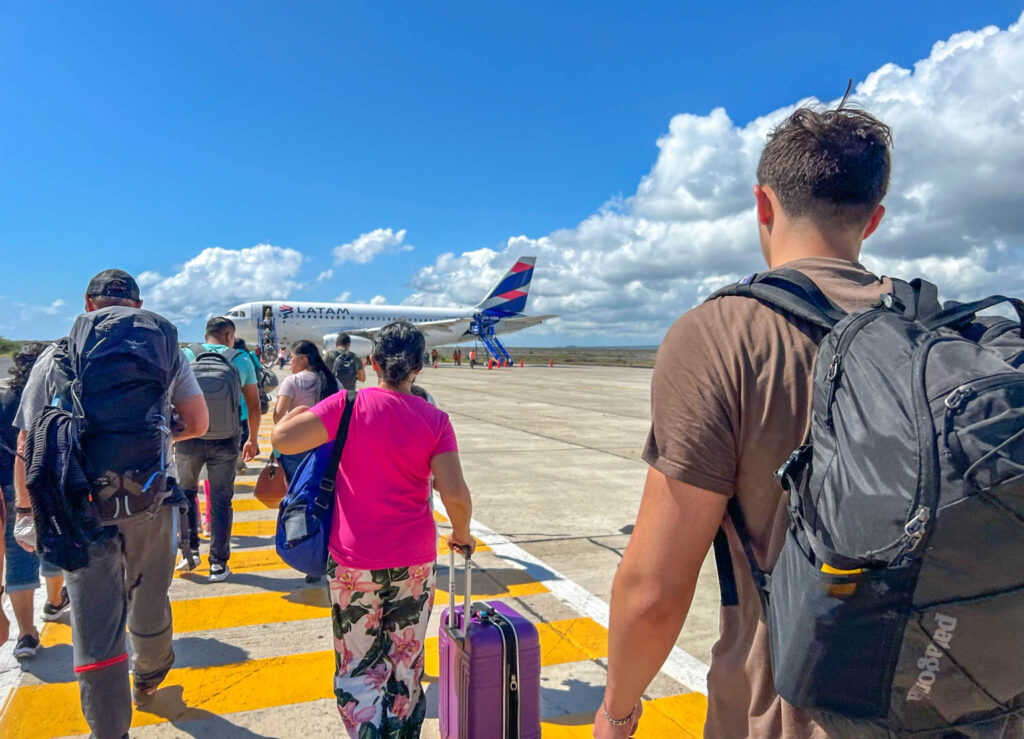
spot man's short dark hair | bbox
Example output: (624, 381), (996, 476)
(205, 316), (236, 341)
(337, 334), (351, 347)
(757, 106), (892, 227)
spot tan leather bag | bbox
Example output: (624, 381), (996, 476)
(254, 457), (288, 507)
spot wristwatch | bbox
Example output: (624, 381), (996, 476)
(15, 506), (33, 515)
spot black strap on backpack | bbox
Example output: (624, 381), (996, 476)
(707, 270), (846, 608)
(706, 269), (846, 331)
(314, 390), (357, 511)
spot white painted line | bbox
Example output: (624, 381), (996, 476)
(0, 587), (47, 713)
(439, 496), (709, 695)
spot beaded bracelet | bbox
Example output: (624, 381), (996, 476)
(601, 701), (635, 727)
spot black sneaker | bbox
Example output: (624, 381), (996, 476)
(41, 587), (70, 621)
(209, 563), (231, 583)
(13, 633), (39, 660)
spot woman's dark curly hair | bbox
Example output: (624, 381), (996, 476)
(372, 321), (425, 386)
(7, 342), (47, 394)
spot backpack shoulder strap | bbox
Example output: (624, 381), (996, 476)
(315, 390), (357, 509)
(188, 343), (207, 359)
(707, 269), (846, 331)
(924, 294), (1024, 334)
(220, 348), (241, 364)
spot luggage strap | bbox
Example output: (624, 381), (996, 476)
(315, 390), (356, 510)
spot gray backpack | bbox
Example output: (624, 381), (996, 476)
(709, 271), (1024, 736)
(333, 351), (360, 390)
(188, 344), (242, 440)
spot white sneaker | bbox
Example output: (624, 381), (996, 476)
(209, 563), (231, 583)
(176, 551), (200, 571)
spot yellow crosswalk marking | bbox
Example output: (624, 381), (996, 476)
(0, 651), (337, 736)
(540, 693), (707, 738)
(173, 538), (490, 579)
(201, 497), (269, 512)
(40, 580), (550, 648)
(1, 616), (620, 737)
(424, 616), (608, 677)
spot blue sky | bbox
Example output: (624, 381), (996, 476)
(2, 2), (1023, 344)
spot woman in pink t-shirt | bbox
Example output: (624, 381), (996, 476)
(273, 321), (474, 738)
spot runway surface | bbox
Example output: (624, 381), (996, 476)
(0, 363), (720, 737)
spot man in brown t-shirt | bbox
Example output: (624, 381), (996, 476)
(594, 106), (895, 738)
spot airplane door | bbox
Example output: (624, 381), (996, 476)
(259, 305), (279, 362)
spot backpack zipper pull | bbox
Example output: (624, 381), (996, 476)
(944, 385), (974, 410)
(824, 354), (842, 429)
(903, 506), (930, 552)
(509, 673), (518, 692)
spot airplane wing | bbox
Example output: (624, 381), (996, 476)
(492, 314), (557, 335)
(345, 317), (475, 345)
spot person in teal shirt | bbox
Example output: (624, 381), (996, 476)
(175, 316), (261, 583)
(181, 343), (258, 423)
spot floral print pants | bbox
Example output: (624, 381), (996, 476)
(326, 555), (436, 739)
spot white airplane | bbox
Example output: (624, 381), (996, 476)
(227, 256), (554, 361)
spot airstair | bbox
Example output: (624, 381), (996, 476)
(481, 333), (512, 366)
(259, 309), (280, 365)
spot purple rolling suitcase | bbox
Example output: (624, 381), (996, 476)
(439, 551), (542, 739)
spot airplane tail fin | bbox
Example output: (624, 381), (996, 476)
(476, 256), (536, 317)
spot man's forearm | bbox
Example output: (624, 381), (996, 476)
(14, 431), (30, 509)
(603, 565), (692, 718)
(244, 387), (261, 437)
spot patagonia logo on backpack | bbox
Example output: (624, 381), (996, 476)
(708, 271), (1024, 735)
(907, 613), (958, 703)
(189, 344), (242, 441)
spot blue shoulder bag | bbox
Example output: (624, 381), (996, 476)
(275, 390), (356, 578)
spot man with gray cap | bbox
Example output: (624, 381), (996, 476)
(12, 269), (209, 738)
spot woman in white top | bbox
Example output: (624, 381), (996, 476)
(274, 340), (339, 480)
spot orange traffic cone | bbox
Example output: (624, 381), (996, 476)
(520, 359), (524, 368)
(549, 359), (554, 367)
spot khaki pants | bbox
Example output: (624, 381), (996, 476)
(64, 506), (176, 739)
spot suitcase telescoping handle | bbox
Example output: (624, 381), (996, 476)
(447, 548), (472, 631)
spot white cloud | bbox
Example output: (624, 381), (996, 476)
(42, 299), (66, 315)
(334, 291), (352, 303)
(315, 269), (334, 285)
(140, 244), (305, 324)
(405, 13), (1024, 340)
(333, 228), (412, 265)
(369, 295), (388, 305)
(0, 298), (73, 335)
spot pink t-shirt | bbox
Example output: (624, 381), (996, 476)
(310, 387), (458, 570)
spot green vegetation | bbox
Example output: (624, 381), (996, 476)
(435, 345), (658, 368)
(0, 336), (23, 356)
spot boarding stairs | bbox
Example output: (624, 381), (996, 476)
(481, 333), (512, 366)
(260, 315), (280, 366)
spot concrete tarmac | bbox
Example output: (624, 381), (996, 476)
(419, 362), (722, 664)
(0, 362), (721, 737)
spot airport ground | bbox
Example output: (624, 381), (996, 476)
(0, 362), (721, 737)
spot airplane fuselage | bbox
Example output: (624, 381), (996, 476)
(228, 300), (476, 354)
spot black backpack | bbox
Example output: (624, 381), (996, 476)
(333, 351), (360, 390)
(709, 270), (1024, 736)
(188, 344), (242, 440)
(51, 306), (180, 520)
(240, 349), (273, 415)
